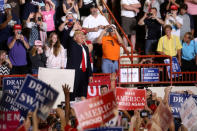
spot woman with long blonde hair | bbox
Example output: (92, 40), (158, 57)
(45, 32), (66, 69)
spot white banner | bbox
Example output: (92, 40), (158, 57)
(180, 96), (197, 131)
(120, 68), (139, 82)
(38, 67), (75, 108)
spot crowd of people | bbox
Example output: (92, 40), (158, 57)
(0, 0), (197, 131)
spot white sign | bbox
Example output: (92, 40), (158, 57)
(38, 67), (75, 108)
(120, 68), (139, 82)
(180, 96), (197, 130)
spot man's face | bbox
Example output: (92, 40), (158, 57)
(14, 29), (21, 35)
(66, 14), (74, 20)
(90, 7), (98, 15)
(150, 9), (157, 16)
(165, 28), (172, 36)
(171, 9), (178, 15)
(183, 34), (191, 43)
(100, 87), (108, 95)
(5, 8), (11, 15)
(180, 8), (187, 15)
(74, 32), (84, 44)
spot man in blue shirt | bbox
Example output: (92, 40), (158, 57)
(0, 4), (20, 50)
(181, 32), (197, 71)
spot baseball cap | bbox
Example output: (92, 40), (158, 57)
(34, 40), (43, 46)
(170, 5), (178, 10)
(4, 4), (11, 10)
(13, 24), (22, 30)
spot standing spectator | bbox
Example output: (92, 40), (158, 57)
(45, 32), (65, 69)
(0, 4), (20, 50)
(78, 0), (96, 20)
(181, 32), (197, 71)
(0, 50), (12, 75)
(26, 12), (47, 46)
(29, 40), (47, 74)
(4, 0), (25, 19)
(7, 24), (30, 74)
(143, 0), (164, 18)
(121, 0), (141, 49)
(179, 4), (193, 40)
(41, 0), (56, 36)
(62, 0), (79, 19)
(82, 3), (109, 72)
(97, 24), (123, 73)
(66, 30), (92, 100)
(164, 5), (183, 38)
(185, 0), (197, 37)
(138, 8), (164, 55)
(82, 3), (109, 43)
(157, 25), (182, 64)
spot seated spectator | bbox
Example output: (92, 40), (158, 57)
(0, 50), (12, 75)
(138, 7), (164, 55)
(121, 0), (141, 49)
(164, 5), (183, 38)
(181, 32), (197, 71)
(29, 40), (47, 74)
(45, 32), (65, 69)
(157, 25), (182, 63)
(0, 4), (20, 50)
(179, 4), (193, 40)
(97, 24), (123, 73)
(40, 0), (56, 36)
(26, 12), (47, 46)
(7, 24), (30, 74)
(143, 0), (163, 18)
(62, 0), (79, 19)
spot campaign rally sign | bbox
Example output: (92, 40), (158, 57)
(87, 75), (111, 98)
(120, 68), (139, 82)
(180, 96), (197, 130)
(164, 57), (181, 79)
(152, 103), (173, 131)
(0, 111), (20, 131)
(14, 75), (59, 120)
(0, 0), (4, 12)
(38, 67), (75, 108)
(0, 77), (27, 117)
(87, 127), (123, 131)
(116, 87), (146, 110)
(141, 68), (159, 82)
(73, 90), (116, 130)
(168, 93), (197, 117)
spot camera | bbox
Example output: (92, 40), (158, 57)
(37, 17), (42, 21)
(140, 110), (149, 118)
(147, 13), (153, 17)
(167, 12), (173, 16)
(106, 27), (113, 32)
(68, 19), (73, 22)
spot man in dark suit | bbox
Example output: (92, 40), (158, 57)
(66, 30), (93, 101)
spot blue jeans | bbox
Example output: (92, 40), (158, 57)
(102, 59), (118, 73)
(145, 39), (158, 55)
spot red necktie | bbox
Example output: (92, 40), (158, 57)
(82, 50), (86, 72)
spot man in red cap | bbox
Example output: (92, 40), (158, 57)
(7, 24), (30, 74)
(164, 4), (183, 38)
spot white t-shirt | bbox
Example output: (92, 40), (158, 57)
(82, 14), (109, 43)
(165, 16), (183, 37)
(121, 0), (140, 18)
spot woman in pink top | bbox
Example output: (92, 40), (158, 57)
(185, 0), (197, 37)
(45, 32), (65, 69)
(41, 0), (56, 36)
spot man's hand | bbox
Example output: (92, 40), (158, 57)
(89, 76), (93, 83)
(62, 84), (70, 95)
